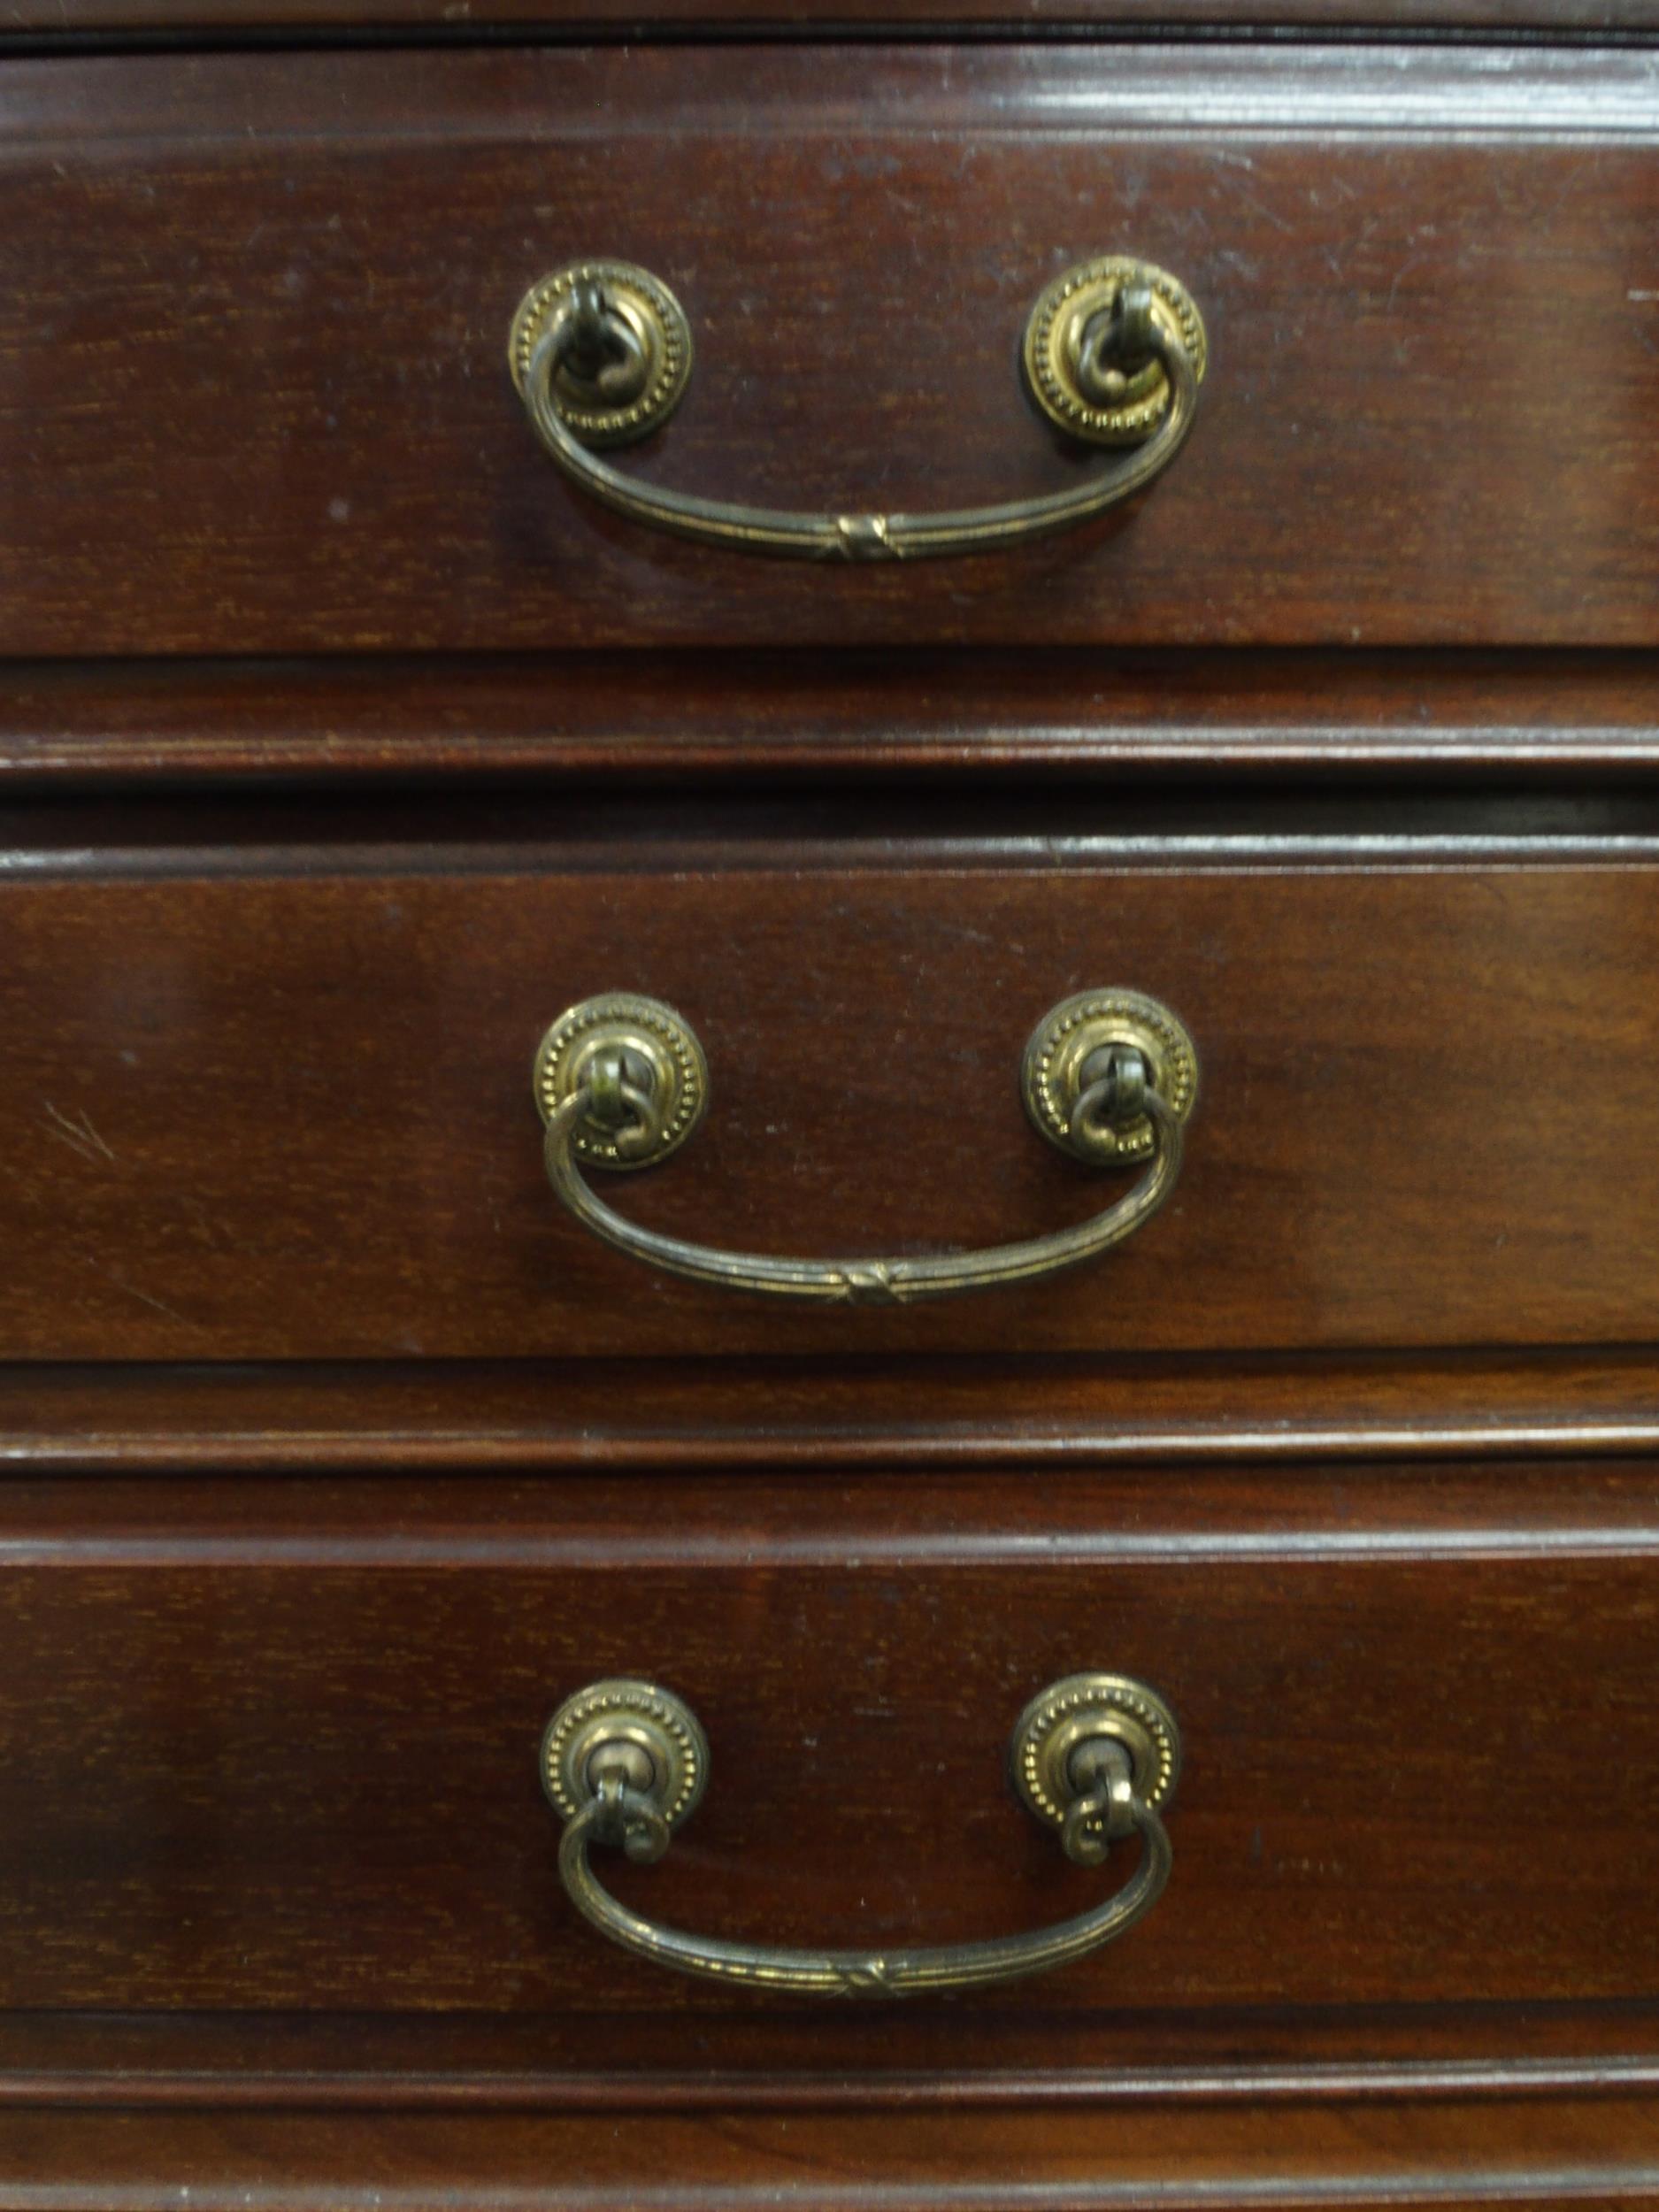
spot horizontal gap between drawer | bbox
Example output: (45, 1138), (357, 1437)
(9, 793), (1659, 876)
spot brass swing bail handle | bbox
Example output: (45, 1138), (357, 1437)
(531, 988), (1200, 1308)
(541, 1673), (1180, 2000)
(508, 256), (1207, 563)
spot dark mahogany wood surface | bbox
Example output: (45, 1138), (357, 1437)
(5, 651), (1659, 787)
(4, 796), (1659, 1358)
(4, 2098), (1659, 2212)
(1, 1465), (1656, 2016)
(4, 2096), (1659, 2212)
(0, 47), (1656, 653)
(8, 1349), (1659, 1472)
(7, 2001), (1659, 2112)
(0, 16), (1653, 2211)
(10, 0), (1659, 28)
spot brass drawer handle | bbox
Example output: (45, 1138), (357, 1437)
(542, 1673), (1179, 1999)
(533, 989), (1198, 1307)
(508, 256), (1205, 563)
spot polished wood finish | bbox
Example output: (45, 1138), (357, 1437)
(6, 2097), (1659, 2211)
(1, 1465), (1655, 2016)
(9, 1349), (1659, 1472)
(10, 0), (1659, 27)
(1, 48), (1656, 653)
(4, 2095), (1659, 2211)
(4, 651), (1659, 786)
(9, 2003), (1659, 2110)
(4, 799), (1657, 1357)
(3, 3), (1655, 2195)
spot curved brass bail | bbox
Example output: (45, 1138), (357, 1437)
(509, 256), (1206, 562)
(532, 990), (1197, 1307)
(542, 1674), (1180, 1999)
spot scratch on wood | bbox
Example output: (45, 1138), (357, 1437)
(42, 1102), (116, 1164)
(74, 1255), (190, 1328)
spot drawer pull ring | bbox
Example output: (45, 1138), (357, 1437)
(541, 1672), (1179, 1998)
(533, 988), (1198, 1305)
(508, 256), (1206, 563)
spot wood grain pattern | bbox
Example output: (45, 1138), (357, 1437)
(4, 651), (1659, 786)
(4, 2097), (1659, 2211)
(8, 1349), (1659, 1472)
(7, 2002), (1659, 2110)
(0, 47), (1657, 652)
(3, 2097), (1659, 2210)
(0, 1465), (1656, 2016)
(4, 801), (1659, 1358)
(10, 0), (1659, 29)
(1, 11), (1654, 2202)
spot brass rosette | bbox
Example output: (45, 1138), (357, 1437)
(533, 991), (710, 1171)
(1024, 257), (1208, 446)
(1021, 988), (1199, 1166)
(1010, 1672), (1182, 1833)
(541, 1678), (710, 1833)
(509, 259), (694, 449)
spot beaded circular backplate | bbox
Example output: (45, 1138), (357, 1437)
(533, 992), (709, 1171)
(509, 259), (694, 449)
(541, 1678), (710, 1832)
(1011, 1673), (1181, 1831)
(1021, 988), (1199, 1166)
(1024, 257), (1208, 446)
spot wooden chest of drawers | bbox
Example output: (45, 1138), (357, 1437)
(3, 6), (1658, 2205)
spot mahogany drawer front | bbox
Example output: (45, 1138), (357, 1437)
(5, 806), (1659, 1360)
(12, 0), (1659, 30)
(0, 47), (1656, 655)
(0, 1465), (1655, 2018)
